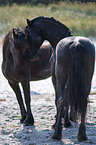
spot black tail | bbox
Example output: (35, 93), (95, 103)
(65, 42), (87, 115)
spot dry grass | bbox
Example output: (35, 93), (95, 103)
(0, 2), (96, 36)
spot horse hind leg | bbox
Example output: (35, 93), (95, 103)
(78, 111), (88, 141)
(64, 106), (72, 128)
(8, 81), (26, 123)
(51, 58), (63, 129)
(51, 72), (65, 129)
(78, 81), (92, 141)
(52, 78), (66, 140)
(77, 93), (88, 141)
(78, 59), (94, 141)
(52, 105), (63, 140)
(51, 67), (58, 129)
(70, 106), (77, 123)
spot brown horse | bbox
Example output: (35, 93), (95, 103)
(2, 27), (53, 126)
(24, 16), (95, 141)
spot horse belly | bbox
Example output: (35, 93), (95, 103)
(30, 68), (51, 81)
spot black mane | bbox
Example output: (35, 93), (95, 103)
(30, 16), (73, 35)
(12, 27), (27, 53)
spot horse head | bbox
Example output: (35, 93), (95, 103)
(9, 27), (27, 70)
(25, 16), (73, 61)
(25, 19), (44, 60)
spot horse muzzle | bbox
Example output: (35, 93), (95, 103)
(14, 64), (24, 71)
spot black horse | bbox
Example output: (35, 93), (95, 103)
(25, 16), (95, 141)
(2, 27), (53, 126)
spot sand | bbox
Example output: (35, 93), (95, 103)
(0, 39), (96, 145)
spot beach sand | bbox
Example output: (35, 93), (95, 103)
(0, 39), (96, 145)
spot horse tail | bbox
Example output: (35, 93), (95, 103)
(65, 42), (87, 115)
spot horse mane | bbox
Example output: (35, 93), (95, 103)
(13, 28), (27, 53)
(2, 27), (27, 62)
(31, 16), (64, 26)
(2, 27), (24, 47)
(30, 16), (72, 34)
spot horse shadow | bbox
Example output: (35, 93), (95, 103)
(21, 90), (41, 96)
(30, 91), (41, 96)
(14, 125), (64, 145)
(14, 121), (96, 145)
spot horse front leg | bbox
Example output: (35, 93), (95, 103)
(21, 80), (34, 126)
(8, 81), (26, 123)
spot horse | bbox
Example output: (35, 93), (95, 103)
(2, 27), (53, 126)
(24, 16), (95, 141)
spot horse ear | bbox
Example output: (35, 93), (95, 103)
(26, 19), (32, 27)
(13, 28), (18, 39)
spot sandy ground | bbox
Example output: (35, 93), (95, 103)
(0, 38), (96, 145)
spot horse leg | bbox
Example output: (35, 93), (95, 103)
(78, 80), (91, 141)
(51, 57), (58, 128)
(64, 106), (72, 128)
(21, 81), (34, 126)
(52, 78), (65, 140)
(70, 106), (77, 122)
(78, 92), (88, 141)
(78, 111), (88, 141)
(51, 72), (58, 129)
(8, 81), (26, 123)
(78, 59), (94, 141)
(51, 57), (64, 129)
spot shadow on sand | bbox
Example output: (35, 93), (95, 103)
(14, 121), (96, 145)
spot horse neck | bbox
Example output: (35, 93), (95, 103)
(34, 19), (73, 49)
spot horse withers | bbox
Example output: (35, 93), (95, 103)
(2, 27), (53, 126)
(25, 16), (95, 141)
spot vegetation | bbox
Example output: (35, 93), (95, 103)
(0, 2), (96, 37)
(0, 0), (95, 5)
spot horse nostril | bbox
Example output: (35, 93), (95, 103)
(15, 65), (19, 70)
(15, 65), (23, 70)
(15, 66), (18, 70)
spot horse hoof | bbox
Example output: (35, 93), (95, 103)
(70, 117), (76, 123)
(52, 123), (56, 129)
(23, 119), (34, 126)
(23, 122), (34, 126)
(52, 132), (62, 140)
(23, 115), (34, 126)
(78, 125), (88, 142)
(20, 116), (26, 123)
(64, 121), (72, 128)
(78, 134), (88, 142)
